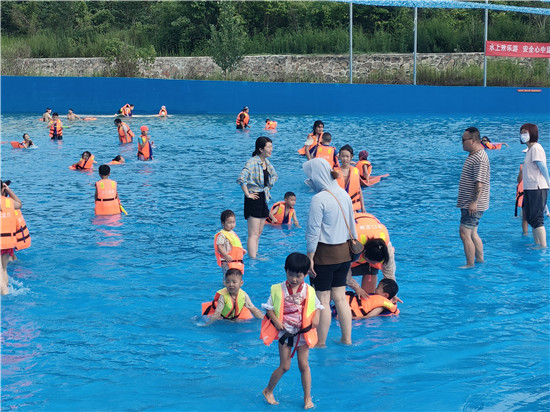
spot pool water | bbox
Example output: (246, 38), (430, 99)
(1, 113), (548, 411)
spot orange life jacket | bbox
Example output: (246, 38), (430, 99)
(266, 201), (295, 225)
(335, 166), (363, 212)
(0, 197), (17, 249)
(314, 144), (338, 168)
(107, 160), (123, 165)
(137, 137), (152, 161)
(515, 165), (524, 216)
(158, 108), (167, 116)
(346, 291), (399, 319)
(265, 121), (277, 130)
(70, 155), (95, 170)
(260, 282), (318, 348)
(297, 132), (320, 156)
(49, 119), (63, 139)
(95, 179), (120, 216)
(201, 288), (253, 320)
(214, 230), (244, 273)
(120, 104), (132, 116)
(10, 141), (25, 149)
(352, 212), (390, 269)
(236, 111), (250, 128)
(483, 141), (504, 150)
(14, 209), (31, 251)
(356, 160), (372, 180)
(117, 122), (134, 144)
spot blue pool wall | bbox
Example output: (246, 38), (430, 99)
(1, 75), (548, 115)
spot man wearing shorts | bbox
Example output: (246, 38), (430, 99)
(457, 127), (491, 268)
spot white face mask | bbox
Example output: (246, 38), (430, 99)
(520, 133), (530, 144)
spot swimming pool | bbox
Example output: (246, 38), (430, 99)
(1, 112), (548, 411)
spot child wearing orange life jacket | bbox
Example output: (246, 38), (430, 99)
(114, 118), (134, 144)
(356, 150), (372, 186)
(49, 112), (63, 140)
(481, 136), (509, 150)
(1, 180), (23, 295)
(158, 105), (168, 117)
(266, 191), (300, 227)
(261, 253), (322, 409)
(312, 132), (339, 169)
(137, 126), (154, 161)
(94, 165), (122, 216)
(236, 106), (250, 129)
(107, 155), (125, 165)
(342, 278), (399, 320)
(215, 210), (247, 281)
(202, 269), (264, 325)
(11, 133), (34, 149)
(70, 151), (97, 170)
(264, 119), (277, 130)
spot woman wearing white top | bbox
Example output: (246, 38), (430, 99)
(517, 123), (550, 248)
(304, 158), (357, 347)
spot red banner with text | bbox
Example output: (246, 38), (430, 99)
(486, 41), (550, 58)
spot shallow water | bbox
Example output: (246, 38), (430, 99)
(1, 113), (549, 411)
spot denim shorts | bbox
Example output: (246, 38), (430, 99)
(460, 208), (484, 229)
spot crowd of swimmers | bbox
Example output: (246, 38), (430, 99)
(4, 105), (545, 409)
(201, 111), (399, 408)
(1, 103), (168, 293)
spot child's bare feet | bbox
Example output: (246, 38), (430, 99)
(263, 388), (278, 405)
(304, 397), (314, 409)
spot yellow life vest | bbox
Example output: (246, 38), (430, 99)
(214, 230), (244, 273)
(260, 283), (318, 348)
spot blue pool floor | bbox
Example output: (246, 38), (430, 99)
(1, 112), (548, 411)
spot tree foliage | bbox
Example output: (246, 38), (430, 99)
(1, 1), (549, 57)
(104, 39), (156, 78)
(209, 2), (246, 79)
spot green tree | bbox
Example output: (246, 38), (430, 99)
(209, 2), (246, 79)
(103, 39), (156, 78)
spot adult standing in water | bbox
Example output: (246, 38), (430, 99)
(236, 106), (250, 130)
(237, 136), (277, 259)
(304, 158), (355, 347)
(517, 123), (549, 248)
(457, 127), (490, 268)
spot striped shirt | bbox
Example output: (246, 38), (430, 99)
(457, 149), (490, 211)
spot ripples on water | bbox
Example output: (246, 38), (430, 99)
(1, 113), (548, 411)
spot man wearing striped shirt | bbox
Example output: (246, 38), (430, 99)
(457, 127), (491, 268)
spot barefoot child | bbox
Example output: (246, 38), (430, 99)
(266, 191), (300, 227)
(261, 252), (323, 409)
(202, 269), (263, 324)
(214, 210), (247, 281)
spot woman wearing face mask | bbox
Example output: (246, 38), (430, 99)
(304, 158), (356, 347)
(517, 123), (549, 248)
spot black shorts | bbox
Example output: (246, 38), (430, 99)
(244, 191), (269, 219)
(351, 264), (378, 277)
(524, 188), (548, 229)
(310, 262), (350, 292)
